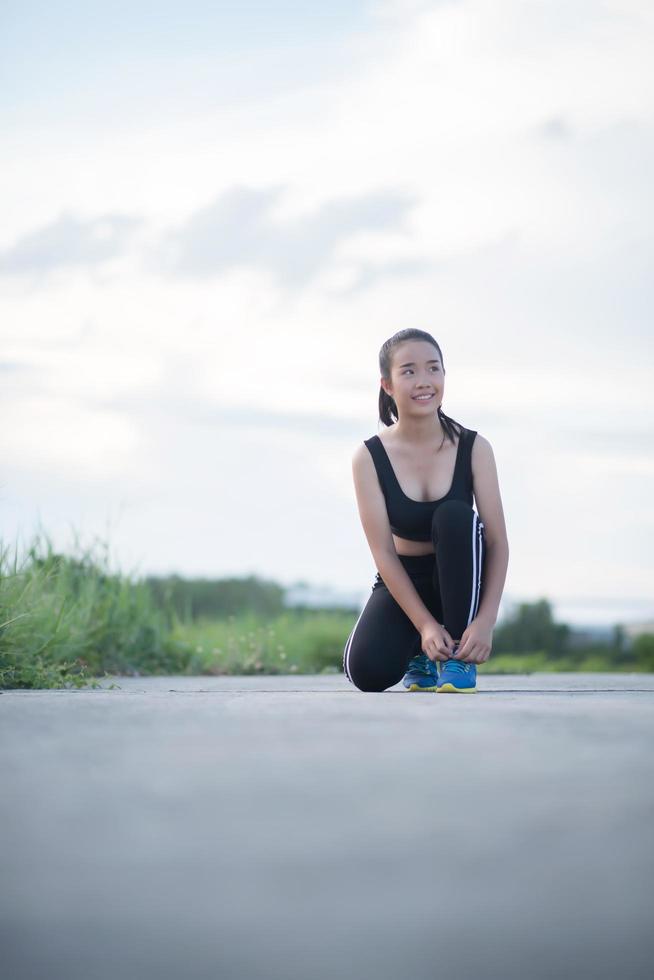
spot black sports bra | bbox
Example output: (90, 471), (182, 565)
(363, 427), (477, 542)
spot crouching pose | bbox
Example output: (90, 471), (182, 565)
(343, 329), (509, 694)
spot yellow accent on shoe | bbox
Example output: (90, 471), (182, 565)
(436, 683), (476, 693)
(407, 683), (438, 692)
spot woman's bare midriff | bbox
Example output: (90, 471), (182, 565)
(393, 535), (435, 557)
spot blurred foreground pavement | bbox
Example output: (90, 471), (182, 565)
(1, 673), (653, 980)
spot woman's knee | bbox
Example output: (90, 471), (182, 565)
(431, 499), (475, 540)
(354, 677), (393, 693)
(352, 671), (397, 692)
(344, 640), (400, 692)
(342, 590), (415, 692)
(345, 649), (399, 691)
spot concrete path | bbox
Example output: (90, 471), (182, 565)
(1, 673), (653, 980)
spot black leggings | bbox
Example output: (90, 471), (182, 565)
(343, 500), (486, 692)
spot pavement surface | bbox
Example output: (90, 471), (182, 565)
(1, 672), (653, 980)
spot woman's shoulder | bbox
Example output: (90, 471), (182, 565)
(458, 426), (496, 459)
(358, 434), (382, 460)
(467, 427), (491, 446)
(353, 436), (380, 467)
(469, 431), (495, 468)
(464, 426), (491, 450)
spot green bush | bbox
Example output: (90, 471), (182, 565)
(633, 633), (654, 671)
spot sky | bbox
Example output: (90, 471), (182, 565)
(1, 0), (653, 628)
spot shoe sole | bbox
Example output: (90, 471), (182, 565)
(405, 683), (438, 692)
(437, 683), (476, 693)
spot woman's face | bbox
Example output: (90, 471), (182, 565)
(382, 341), (444, 414)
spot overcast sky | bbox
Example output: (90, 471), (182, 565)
(1, 0), (653, 627)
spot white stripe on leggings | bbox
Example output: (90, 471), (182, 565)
(343, 600), (368, 684)
(466, 513), (485, 626)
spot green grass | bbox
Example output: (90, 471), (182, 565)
(476, 652), (632, 674)
(1, 527), (652, 688)
(167, 609), (357, 676)
(0, 529), (191, 688)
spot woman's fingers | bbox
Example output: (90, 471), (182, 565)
(459, 643), (477, 662)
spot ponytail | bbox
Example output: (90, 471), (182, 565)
(378, 387), (397, 427)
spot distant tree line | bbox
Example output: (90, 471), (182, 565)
(491, 598), (637, 659)
(145, 574), (287, 621)
(492, 599), (571, 655)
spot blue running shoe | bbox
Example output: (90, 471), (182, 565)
(436, 653), (477, 693)
(402, 652), (439, 692)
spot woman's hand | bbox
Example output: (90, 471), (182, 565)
(454, 617), (493, 664)
(420, 619), (457, 663)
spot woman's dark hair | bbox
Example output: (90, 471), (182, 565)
(378, 328), (463, 446)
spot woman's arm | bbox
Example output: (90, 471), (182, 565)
(470, 435), (510, 626)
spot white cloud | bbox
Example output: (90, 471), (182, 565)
(1, 0), (653, 621)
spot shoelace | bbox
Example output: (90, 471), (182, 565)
(443, 659), (473, 673)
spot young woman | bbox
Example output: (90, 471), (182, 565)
(343, 329), (509, 693)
